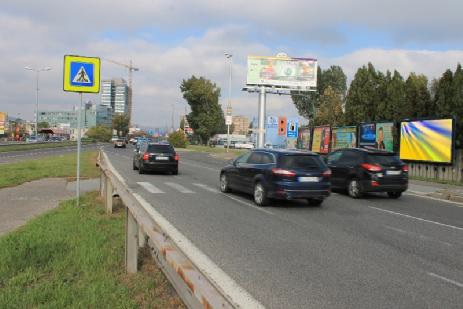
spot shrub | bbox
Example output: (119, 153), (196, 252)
(168, 130), (188, 148)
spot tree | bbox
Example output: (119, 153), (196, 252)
(383, 70), (406, 122)
(404, 73), (433, 118)
(112, 114), (130, 137)
(168, 130), (188, 148)
(180, 76), (225, 144)
(315, 86), (344, 126)
(86, 125), (112, 142)
(37, 121), (49, 129)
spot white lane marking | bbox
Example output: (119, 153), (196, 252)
(384, 225), (454, 247)
(137, 182), (164, 194)
(165, 182), (195, 193)
(369, 206), (463, 231)
(223, 193), (274, 215)
(405, 191), (463, 208)
(427, 272), (463, 288)
(192, 183), (220, 193)
(181, 160), (219, 172)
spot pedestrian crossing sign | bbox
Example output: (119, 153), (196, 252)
(63, 55), (100, 93)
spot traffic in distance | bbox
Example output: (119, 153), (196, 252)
(128, 140), (409, 207)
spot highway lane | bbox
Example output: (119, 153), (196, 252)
(0, 143), (104, 164)
(106, 145), (463, 309)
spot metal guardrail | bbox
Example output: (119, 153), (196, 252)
(97, 150), (264, 309)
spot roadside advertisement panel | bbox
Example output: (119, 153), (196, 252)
(375, 122), (394, 151)
(400, 119), (453, 164)
(359, 123), (376, 147)
(0, 112), (6, 135)
(311, 126), (331, 154)
(299, 127), (311, 150)
(331, 126), (357, 150)
(247, 56), (317, 89)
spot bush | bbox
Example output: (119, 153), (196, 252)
(85, 125), (112, 142)
(168, 130), (188, 148)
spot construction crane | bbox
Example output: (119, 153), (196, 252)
(102, 58), (139, 123)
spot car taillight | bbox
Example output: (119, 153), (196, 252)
(322, 169), (332, 178)
(361, 163), (382, 172)
(174, 154), (179, 161)
(402, 165), (409, 172)
(143, 152), (149, 161)
(272, 168), (296, 177)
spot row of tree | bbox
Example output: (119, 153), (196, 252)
(292, 63), (463, 148)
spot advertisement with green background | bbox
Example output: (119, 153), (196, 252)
(375, 122), (394, 152)
(331, 126), (357, 150)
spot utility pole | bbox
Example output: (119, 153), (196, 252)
(225, 53), (233, 152)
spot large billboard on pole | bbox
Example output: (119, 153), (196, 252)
(246, 56), (317, 89)
(0, 112), (6, 135)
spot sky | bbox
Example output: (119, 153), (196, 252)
(1, 0), (463, 127)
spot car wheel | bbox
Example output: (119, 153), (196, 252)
(348, 179), (363, 198)
(387, 192), (402, 199)
(138, 163), (144, 174)
(307, 198), (324, 206)
(254, 182), (269, 206)
(220, 173), (231, 193)
(133, 161), (138, 170)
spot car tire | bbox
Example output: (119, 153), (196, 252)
(138, 163), (144, 174)
(220, 173), (231, 193)
(133, 161), (138, 170)
(307, 198), (324, 206)
(254, 182), (269, 206)
(387, 192), (402, 199)
(348, 179), (363, 198)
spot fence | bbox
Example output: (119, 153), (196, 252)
(408, 149), (463, 183)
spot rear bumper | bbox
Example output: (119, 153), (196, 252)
(268, 182), (331, 200)
(361, 180), (408, 193)
(141, 161), (178, 171)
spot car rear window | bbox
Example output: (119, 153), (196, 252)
(367, 154), (402, 166)
(279, 155), (323, 170)
(147, 145), (174, 153)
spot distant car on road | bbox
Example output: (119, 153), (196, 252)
(114, 138), (126, 148)
(111, 135), (119, 142)
(220, 149), (331, 206)
(234, 142), (255, 149)
(325, 148), (408, 198)
(133, 142), (179, 175)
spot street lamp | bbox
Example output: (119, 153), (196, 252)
(24, 66), (52, 139)
(225, 53), (233, 152)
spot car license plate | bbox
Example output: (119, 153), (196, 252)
(386, 170), (401, 175)
(298, 177), (319, 182)
(156, 156), (169, 161)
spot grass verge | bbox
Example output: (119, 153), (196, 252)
(0, 141), (95, 153)
(0, 151), (100, 189)
(0, 192), (184, 308)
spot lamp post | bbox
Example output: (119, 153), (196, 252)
(225, 53), (233, 152)
(24, 66), (52, 139)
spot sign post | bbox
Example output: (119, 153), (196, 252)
(63, 55), (101, 206)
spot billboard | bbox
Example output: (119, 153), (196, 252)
(0, 112), (6, 135)
(299, 127), (311, 150)
(311, 126), (331, 154)
(247, 56), (317, 89)
(331, 126), (357, 150)
(400, 118), (454, 164)
(375, 122), (394, 152)
(359, 123), (376, 147)
(265, 116), (285, 148)
(286, 117), (299, 138)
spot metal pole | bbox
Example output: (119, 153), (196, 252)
(226, 54), (232, 152)
(76, 93), (82, 206)
(35, 70), (39, 138)
(257, 86), (266, 148)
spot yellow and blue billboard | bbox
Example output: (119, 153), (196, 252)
(400, 119), (454, 163)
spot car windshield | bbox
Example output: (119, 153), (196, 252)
(147, 144), (174, 153)
(367, 154), (402, 166)
(279, 155), (323, 170)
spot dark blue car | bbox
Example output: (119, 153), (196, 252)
(220, 149), (331, 206)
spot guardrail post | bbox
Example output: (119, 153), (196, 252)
(100, 172), (106, 198)
(105, 177), (113, 214)
(138, 226), (147, 248)
(126, 207), (139, 273)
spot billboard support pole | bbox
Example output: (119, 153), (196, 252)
(257, 86), (266, 148)
(76, 92), (82, 207)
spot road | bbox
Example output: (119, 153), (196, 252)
(105, 145), (463, 309)
(0, 143), (104, 164)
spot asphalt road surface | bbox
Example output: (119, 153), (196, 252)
(105, 145), (463, 309)
(0, 143), (103, 164)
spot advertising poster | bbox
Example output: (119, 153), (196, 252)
(311, 126), (331, 154)
(359, 123), (376, 147)
(247, 56), (317, 88)
(331, 126), (357, 150)
(299, 127), (311, 150)
(375, 122), (394, 152)
(286, 117), (299, 138)
(400, 119), (453, 164)
(0, 112), (6, 135)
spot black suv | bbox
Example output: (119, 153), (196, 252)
(220, 149), (331, 206)
(326, 148), (408, 198)
(133, 142), (179, 175)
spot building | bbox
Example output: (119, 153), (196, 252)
(96, 105), (113, 127)
(38, 103), (97, 129)
(232, 115), (250, 135)
(100, 78), (129, 115)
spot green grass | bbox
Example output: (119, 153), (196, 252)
(188, 144), (246, 155)
(0, 151), (100, 189)
(0, 141), (96, 153)
(0, 192), (184, 308)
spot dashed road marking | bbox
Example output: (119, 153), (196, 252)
(192, 183), (220, 193)
(137, 182), (165, 194)
(427, 272), (463, 288)
(165, 182), (195, 193)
